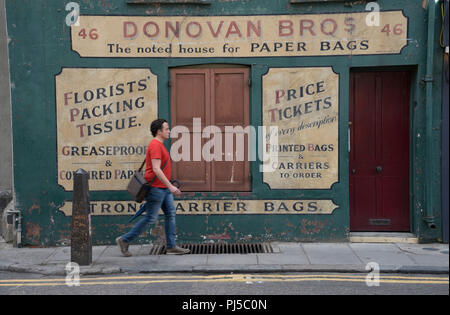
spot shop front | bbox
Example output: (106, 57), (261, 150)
(5, 0), (444, 246)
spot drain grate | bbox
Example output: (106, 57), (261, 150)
(149, 243), (273, 255)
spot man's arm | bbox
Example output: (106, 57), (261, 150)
(151, 158), (181, 195)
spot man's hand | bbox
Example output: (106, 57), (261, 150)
(169, 184), (182, 196)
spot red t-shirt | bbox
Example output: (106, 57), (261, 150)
(144, 139), (172, 188)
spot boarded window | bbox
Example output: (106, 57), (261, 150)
(170, 67), (250, 192)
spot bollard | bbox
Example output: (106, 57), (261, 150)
(71, 169), (92, 266)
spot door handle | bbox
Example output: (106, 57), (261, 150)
(376, 166), (383, 174)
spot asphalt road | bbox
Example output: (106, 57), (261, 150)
(0, 271), (448, 297)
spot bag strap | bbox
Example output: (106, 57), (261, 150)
(138, 159), (146, 172)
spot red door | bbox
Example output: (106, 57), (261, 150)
(350, 71), (411, 231)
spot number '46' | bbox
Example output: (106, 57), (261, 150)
(381, 24), (403, 36)
(78, 28), (99, 40)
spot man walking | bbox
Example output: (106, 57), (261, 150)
(116, 119), (190, 256)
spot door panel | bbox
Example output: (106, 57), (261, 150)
(353, 176), (377, 229)
(350, 71), (410, 231)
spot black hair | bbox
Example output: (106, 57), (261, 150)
(150, 118), (168, 137)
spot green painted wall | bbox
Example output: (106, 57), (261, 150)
(5, 0), (443, 246)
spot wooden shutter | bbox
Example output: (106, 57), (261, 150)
(170, 67), (250, 192)
(211, 68), (250, 191)
(171, 69), (211, 191)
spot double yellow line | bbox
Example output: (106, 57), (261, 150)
(0, 274), (448, 287)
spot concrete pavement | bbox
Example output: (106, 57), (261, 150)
(0, 240), (448, 276)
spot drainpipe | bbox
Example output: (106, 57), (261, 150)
(423, 0), (437, 229)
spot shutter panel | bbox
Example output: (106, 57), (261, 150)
(211, 68), (250, 191)
(170, 69), (211, 191)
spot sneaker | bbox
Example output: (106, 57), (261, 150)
(166, 246), (191, 255)
(116, 237), (132, 257)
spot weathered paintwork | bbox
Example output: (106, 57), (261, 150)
(5, 0), (443, 245)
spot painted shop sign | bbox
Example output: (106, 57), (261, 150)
(262, 67), (339, 189)
(55, 68), (158, 191)
(58, 200), (339, 216)
(71, 11), (407, 58)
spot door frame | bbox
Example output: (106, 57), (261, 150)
(349, 67), (416, 232)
